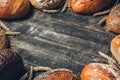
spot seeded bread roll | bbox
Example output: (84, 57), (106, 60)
(106, 4), (120, 34)
(0, 49), (24, 80)
(70, 0), (111, 14)
(0, 0), (30, 19)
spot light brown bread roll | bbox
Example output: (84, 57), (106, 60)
(111, 35), (120, 64)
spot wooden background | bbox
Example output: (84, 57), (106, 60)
(3, 7), (116, 76)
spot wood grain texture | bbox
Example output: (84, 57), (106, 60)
(2, 10), (116, 75)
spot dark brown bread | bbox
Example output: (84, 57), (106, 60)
(0, 49), (24, 80)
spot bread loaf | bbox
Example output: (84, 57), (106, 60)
(81, 63), (120, 80)
(0, 0), (30, 19)
(106, 4), (120, 34)
(0, 49), (24, 80)
(70, 0), (111, 14)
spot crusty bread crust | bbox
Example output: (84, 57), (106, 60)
(0, 0), (30, 19)
(111, 35), (120, 64)
(81, 63), (119, 80)
(106, 4), (120, 34)
(70, 0), (111, 14)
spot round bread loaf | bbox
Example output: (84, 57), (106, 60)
(70, 0), (111, 14)
(111, 35), (120, 64)
(0, 0), (30, 19)
(34, 69), (75, 80)
(0, 49), (24, 80)
(106, 4), (120, 34)
(81, 63), (120, 80)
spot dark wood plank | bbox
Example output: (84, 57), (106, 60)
(3, 11), (116, 74)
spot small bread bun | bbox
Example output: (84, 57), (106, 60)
(81, 63), (120, 80)
(0, 49), (24, 80)
(34, 69), (75, 80)
(111, 35), (120, 64)
(70, 0), (111, 14)
(29, 0), (63, 10)
(106, 4), (120, 34)
(0, 0), (30, 19)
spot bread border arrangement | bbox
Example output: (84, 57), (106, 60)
(0, 0), (120, 80)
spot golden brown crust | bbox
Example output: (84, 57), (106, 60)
(0, 0), (30, 19)
(106, 4), (120, 34)
(70, 0), (111, 14)
(34, 69), (74, 80)
(29, 0), (63, 10)
(81, 63), (119, 80)
(29, 0), (41, 10)
(0, 28), (8, 49)
(111, 35), (120, 64)
(44, 71), (74, 80)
